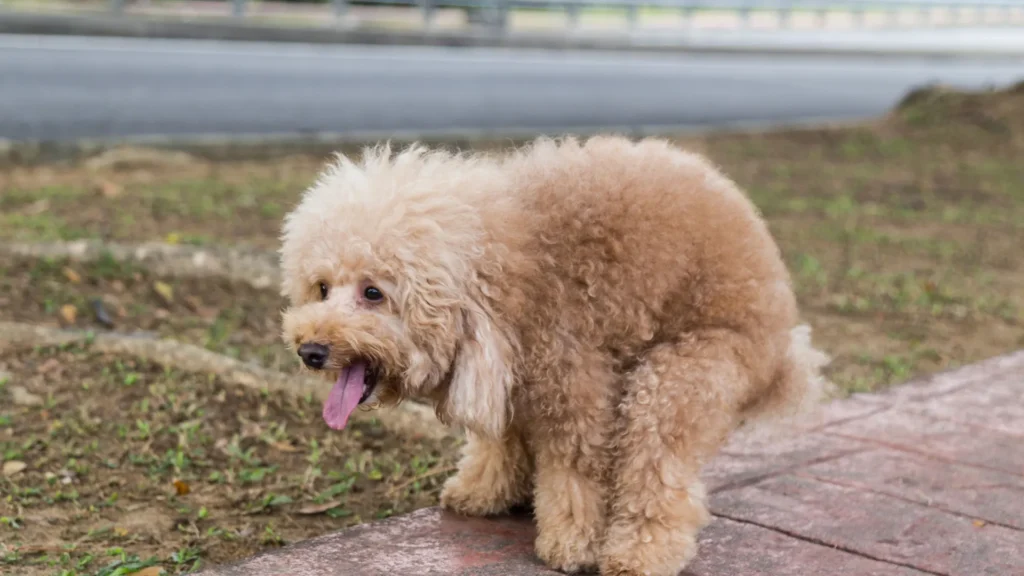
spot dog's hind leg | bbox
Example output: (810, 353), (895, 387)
(529, 351), (619, 573)
(599, 329), (756, 576)
(440, 430), (532, 516)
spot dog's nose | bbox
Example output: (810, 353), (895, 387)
(297, 343), (329, 370)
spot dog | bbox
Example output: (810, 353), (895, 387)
(279, 135), (829, 576)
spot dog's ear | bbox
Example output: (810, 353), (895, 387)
(441, 299), (516, 440)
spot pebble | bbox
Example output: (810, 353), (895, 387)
(10, 385), (43, 407)
(2, 461), (27, 476)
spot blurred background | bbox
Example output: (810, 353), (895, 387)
(1, 2), (1023, 575)
(2, 0), (1024, 140)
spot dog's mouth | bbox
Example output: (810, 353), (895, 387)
(322, 359), (380, 431)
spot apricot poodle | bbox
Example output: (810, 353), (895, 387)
(279, 135), (829, 576)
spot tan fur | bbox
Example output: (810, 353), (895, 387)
(279, 135), (830, 575)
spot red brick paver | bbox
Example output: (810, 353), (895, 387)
(199, 350), (1024, 576)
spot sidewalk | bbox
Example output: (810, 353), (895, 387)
(198, 349), (1024, 575)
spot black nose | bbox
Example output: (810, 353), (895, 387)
(297, 343), (329, 370)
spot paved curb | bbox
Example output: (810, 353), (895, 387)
(2, 239), (282, 290)
(0, 320), (452, 441)
(0, 116), (872, 165)
(4, 11), (1024, 58)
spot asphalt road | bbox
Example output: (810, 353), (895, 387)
(1, 33), (1023, 141)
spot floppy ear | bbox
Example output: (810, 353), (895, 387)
(442, 299), (516, 439)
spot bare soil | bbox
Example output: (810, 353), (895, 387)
(0, 344), (460, 575)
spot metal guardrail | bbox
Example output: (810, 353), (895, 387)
(100, 0), (1024, 30)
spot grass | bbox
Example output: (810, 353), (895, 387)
(0, 164), (318, 249)
(1, 84), (1023, 574)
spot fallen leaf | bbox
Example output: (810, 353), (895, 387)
(173, 480), (191, 496)
(298, 499), (344, 515)
(133, 568), (164, 576)
(10, 386), (43, 407)
(973, 519), (987, 528)
(165, 232), (180, 245)
(113, 526), (129, 537)
(3, 461), (27, 476)
(270, 441), (300, 453)
(153, 281), (174, 305)
(59, 304), (78, 325)
(62, 267), (82, 284)
(97, 179), (123, 198)
(183, 296), (218, 320)
(183, 295), (204, 312)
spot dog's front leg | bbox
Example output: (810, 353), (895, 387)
(530, 356), (617, 574)
(441, 431), (532, 516)
(532, 447), (606, 573)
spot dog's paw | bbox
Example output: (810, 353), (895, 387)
(598, 562), (648, 576)
(599, 531), (697, 576)
(535, 526), (599, 574)
(439, 473), (511, 517)
(597, 567), (641, 576)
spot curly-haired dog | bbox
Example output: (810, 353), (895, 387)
(279, 136), (829, 576)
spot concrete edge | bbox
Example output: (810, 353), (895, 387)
(0, 116), (877, 165)
(2, 239), (282, 290)
(4, 10), (1024, 59)
(0, 320), (454, 440)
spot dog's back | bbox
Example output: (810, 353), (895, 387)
(494, 136), (825, 418)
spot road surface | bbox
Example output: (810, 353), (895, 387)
(1, 33), (1022, 141)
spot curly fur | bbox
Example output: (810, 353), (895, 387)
(279, 135), (830, 575)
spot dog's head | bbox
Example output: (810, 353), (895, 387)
(280, 145), (516, 439)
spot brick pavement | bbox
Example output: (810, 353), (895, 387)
(200, 350), (1024, 576)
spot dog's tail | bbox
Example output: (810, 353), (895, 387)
(740, 324), (834, 430)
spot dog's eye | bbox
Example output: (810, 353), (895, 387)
(318, 282), (329, 301)
(363, 285), (384, 302)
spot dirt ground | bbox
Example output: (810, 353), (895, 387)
(2, 84), (1023, 575)
(0, 345), (460, 576)
(0, 254), (296, 372)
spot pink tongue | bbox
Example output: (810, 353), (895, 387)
(323, 362), (366, 430)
